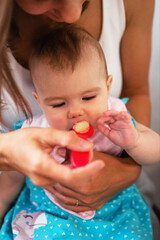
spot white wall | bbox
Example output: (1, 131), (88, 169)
(144, 0), (160, 210)
(149, 0), (160, 134)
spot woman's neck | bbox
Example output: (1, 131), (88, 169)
(10, 0), (102, 69)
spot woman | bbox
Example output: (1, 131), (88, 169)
(1, 0), (157, 230)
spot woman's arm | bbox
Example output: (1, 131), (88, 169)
(0, 171), (25, 226)
(121, 0), (154, 126)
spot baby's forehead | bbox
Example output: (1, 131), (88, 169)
(31, 44), (104, 72)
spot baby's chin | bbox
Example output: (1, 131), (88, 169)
(50, 125), (72, 131)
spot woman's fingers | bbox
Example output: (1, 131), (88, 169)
(46, 186), (83, 207)
(28, 148), (104, 187)
(55, 199), (93, 212)
(1, 127), (104, 187)
(46, 184), (107, 211)
(41, 127), (92, 152)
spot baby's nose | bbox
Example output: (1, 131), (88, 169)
(68, 105), (84, 119)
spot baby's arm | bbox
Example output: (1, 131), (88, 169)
(0, 171), (25, 226)
(97, 110), (160, 165)
(127, 122), (160, 165)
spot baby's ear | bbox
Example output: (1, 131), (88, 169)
(32, 91), (40, 104)
(107, 75), (112, 93)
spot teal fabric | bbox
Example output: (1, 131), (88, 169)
(121, 98), (136, 127)
(13, 120), (25, 130)
(0, 178), (153, 240)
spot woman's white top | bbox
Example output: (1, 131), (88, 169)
(0, 0), (125, 132)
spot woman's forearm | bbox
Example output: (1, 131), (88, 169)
(123, 94), (151, 127)
(93, 151), (142, 195)
(0, 171), (25, 220)
(0, 133), (13, 170)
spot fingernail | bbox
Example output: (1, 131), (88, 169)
(57, 148), (66, 157)
(79, 139), (91, 149)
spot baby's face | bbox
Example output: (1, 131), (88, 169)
(32, 56), (111, 131)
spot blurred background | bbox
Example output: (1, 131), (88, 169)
(149, 0), (160, 134)
(145, 0), (160, 216)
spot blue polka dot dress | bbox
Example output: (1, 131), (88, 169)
(0, 178), (153, 240)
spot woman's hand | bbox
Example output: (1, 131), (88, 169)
(46, 151), (141, 212)
(0, 127), (104, 188)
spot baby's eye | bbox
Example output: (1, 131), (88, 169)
(82, 96), (96, 101)
(52, 102), (65, 108)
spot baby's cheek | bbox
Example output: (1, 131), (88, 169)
(48, 116), (67, 130)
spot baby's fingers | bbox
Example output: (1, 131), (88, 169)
(103, 110), (131, 122)
(97, 123), (110, 137)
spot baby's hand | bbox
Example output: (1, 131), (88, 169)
(97, 110), (138, 149)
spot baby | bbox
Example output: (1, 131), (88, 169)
(1, 24), (158, 240)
